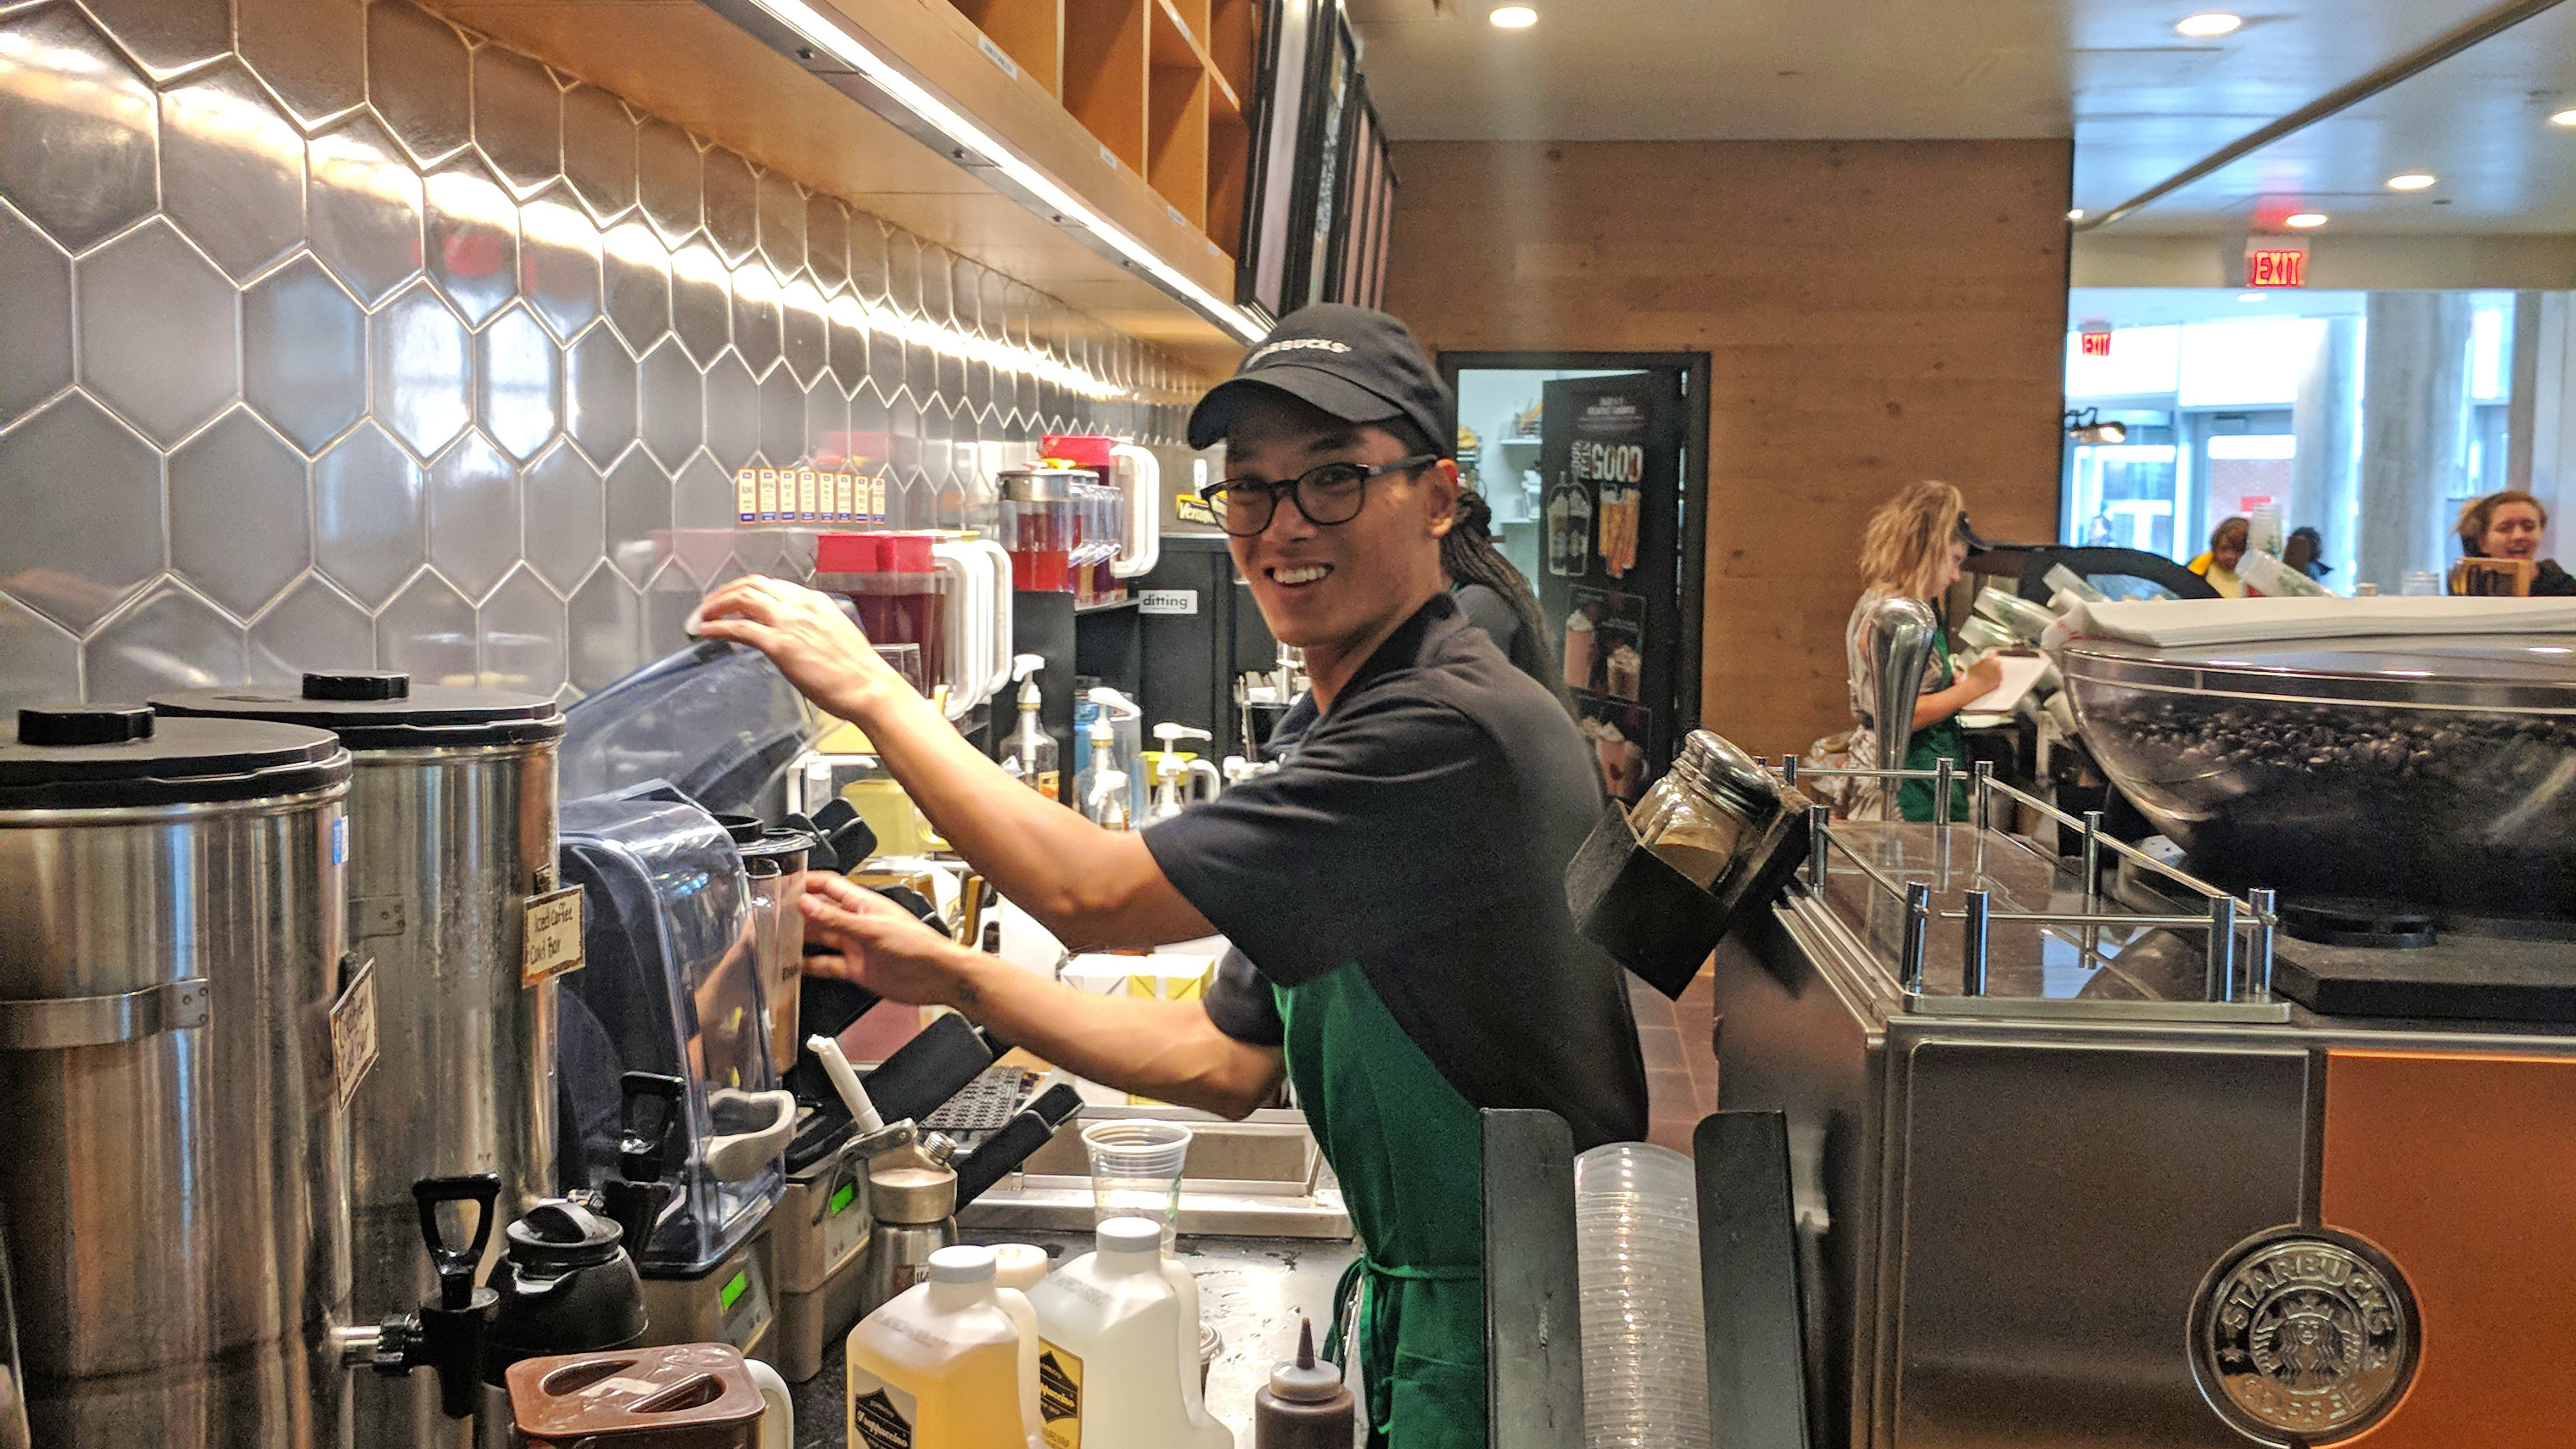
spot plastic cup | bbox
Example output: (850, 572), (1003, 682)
(1082, 1119), (1191, 1251)
(875, 641), (925, 694)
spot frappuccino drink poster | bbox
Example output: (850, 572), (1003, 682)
(1537, 373), (1687, 803)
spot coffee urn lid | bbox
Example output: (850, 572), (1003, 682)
(1, 705), (349, 810)
(153, 671), (563, 750)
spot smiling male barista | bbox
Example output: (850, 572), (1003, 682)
(696, 304), (1647, 1448)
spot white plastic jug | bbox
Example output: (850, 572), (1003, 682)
(1028, 1217), (1233, 1449)
(847, 1244), (1042, 1448)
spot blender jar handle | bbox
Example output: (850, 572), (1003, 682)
(703, 1088), (799, 1182)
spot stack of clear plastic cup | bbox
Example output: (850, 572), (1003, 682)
(1083, 1119), (1192, 1252)
(1574, 1142), (1711, 1448)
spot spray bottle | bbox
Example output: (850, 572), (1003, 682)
(1004, 653), (1060, 801)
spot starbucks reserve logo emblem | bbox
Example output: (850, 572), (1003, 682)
(2189, 1229), (2416, 1443)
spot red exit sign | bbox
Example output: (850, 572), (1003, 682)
(2080, 329), (2114, 356)
(2247, 248), (2307, 288)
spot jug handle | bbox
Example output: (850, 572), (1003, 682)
(1109, 443), (1160, 578)
(702, 1088), (798, 1182)
(745, 1357), (794, 1449)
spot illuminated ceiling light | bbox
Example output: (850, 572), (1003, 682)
(2176, 12), (2243, 36)
(2552, 108), (2576, 127)
(2284, 211), (2330, 228)
(2386, 172), (2437, 191)
(2237, 292), (2262, 302)
(738, 0), (1265, 344)
(2067, 208), (2087, 221)
(1489, 5), (1537, 27)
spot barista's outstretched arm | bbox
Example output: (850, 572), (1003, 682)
(800, 874), (1281, 1118)
(696, 576), (1211, 950)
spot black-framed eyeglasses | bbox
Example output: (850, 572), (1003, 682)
(1204, 455), (1437, 538)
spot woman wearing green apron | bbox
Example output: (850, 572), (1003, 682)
(702, 304), (1649, 1446)
(1843, 480), (2007, 822)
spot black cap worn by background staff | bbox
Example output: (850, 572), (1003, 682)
(1188, 303), (1455, 456)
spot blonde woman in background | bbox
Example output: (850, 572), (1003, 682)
(1844, 480), (2002, 821)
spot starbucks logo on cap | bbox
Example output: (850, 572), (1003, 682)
(2189, 1228), (2416, 1444)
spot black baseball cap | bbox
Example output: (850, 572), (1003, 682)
(1187, 304), (1454, 457)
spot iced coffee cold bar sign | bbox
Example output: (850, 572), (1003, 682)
(1537, 372), (1688, 805)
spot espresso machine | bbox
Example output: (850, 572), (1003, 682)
(1667, 603), (2576, 1448)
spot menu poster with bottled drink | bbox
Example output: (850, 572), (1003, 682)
(1537, 372), (1688, 804)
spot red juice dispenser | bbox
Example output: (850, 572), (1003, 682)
(1043, 435), (1162, 592)
(813, 532), (948, 697)
(995, 463), (1089, 593)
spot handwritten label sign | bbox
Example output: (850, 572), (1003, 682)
(330, 959), (379, 1108)
(523, 886), (586, 985)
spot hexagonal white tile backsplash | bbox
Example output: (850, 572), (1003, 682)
(0, 0), (1202, 710)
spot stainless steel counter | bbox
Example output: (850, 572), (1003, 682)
(787, 1231), (1364, 1446)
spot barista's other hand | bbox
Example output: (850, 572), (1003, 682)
(692, 576), (900, 717)
(1959, 653), (2007, 699)
(799, 871), (975, 1010)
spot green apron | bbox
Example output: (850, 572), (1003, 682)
(1276, 962), (1486, 1449)
(1897, 632), (1971, 823)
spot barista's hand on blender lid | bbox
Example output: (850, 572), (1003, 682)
(692, 576), (908, 714)
(798, 872), (976, 1010)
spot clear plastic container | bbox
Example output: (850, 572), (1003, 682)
(555, 789), (787, 1275)
(1083, 1120), (1191, 1252)
(815, 532), (952, 696)
(558, 639), (822, 816)
(999, 466), (1087, 593)
(1574, 1142), (1711, 1449)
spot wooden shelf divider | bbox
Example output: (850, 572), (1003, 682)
(948, 0), (1257, 260)
(951, 0), (1065, 95)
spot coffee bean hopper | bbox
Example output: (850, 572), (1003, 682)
(1677, 720), (2576, 1446)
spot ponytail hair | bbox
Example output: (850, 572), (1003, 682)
(1442, 492), (1573, 710)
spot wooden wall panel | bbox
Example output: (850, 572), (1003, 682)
(1384, 139), (2072, 758)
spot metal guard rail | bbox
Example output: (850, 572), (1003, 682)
(1760, 756), (2276, 1005)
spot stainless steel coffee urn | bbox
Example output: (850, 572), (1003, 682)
(155, 674), (566, 1449)
(0, 704), (355, 1447)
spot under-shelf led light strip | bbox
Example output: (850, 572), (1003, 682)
(745, 0), (1268, 345)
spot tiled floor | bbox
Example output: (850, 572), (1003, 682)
(1636, 963), (1721, 1155)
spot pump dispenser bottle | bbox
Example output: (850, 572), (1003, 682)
(1253, 1318), (1357, 1447)
(1004, 654), (1060, 801)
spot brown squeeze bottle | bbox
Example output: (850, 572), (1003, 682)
(1254, 1318), (1358, 1448)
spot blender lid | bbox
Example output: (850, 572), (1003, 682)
(714, 814), (815, 872)
(154, 671), (563, 750)
(2060, 633), (2576, 710)
(1, 706), (348, 809)
(559, 641), (823, 817)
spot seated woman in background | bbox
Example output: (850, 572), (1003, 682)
(1442, 490), (1570, 702)
(2284, 526), (2331, 582)
(2452, 490), (2576, 596)
(1845, 480), (2003, 822)
(2188, 517), (2250, 597)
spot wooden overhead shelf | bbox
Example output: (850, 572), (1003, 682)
(954, 0), (1256, 258)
